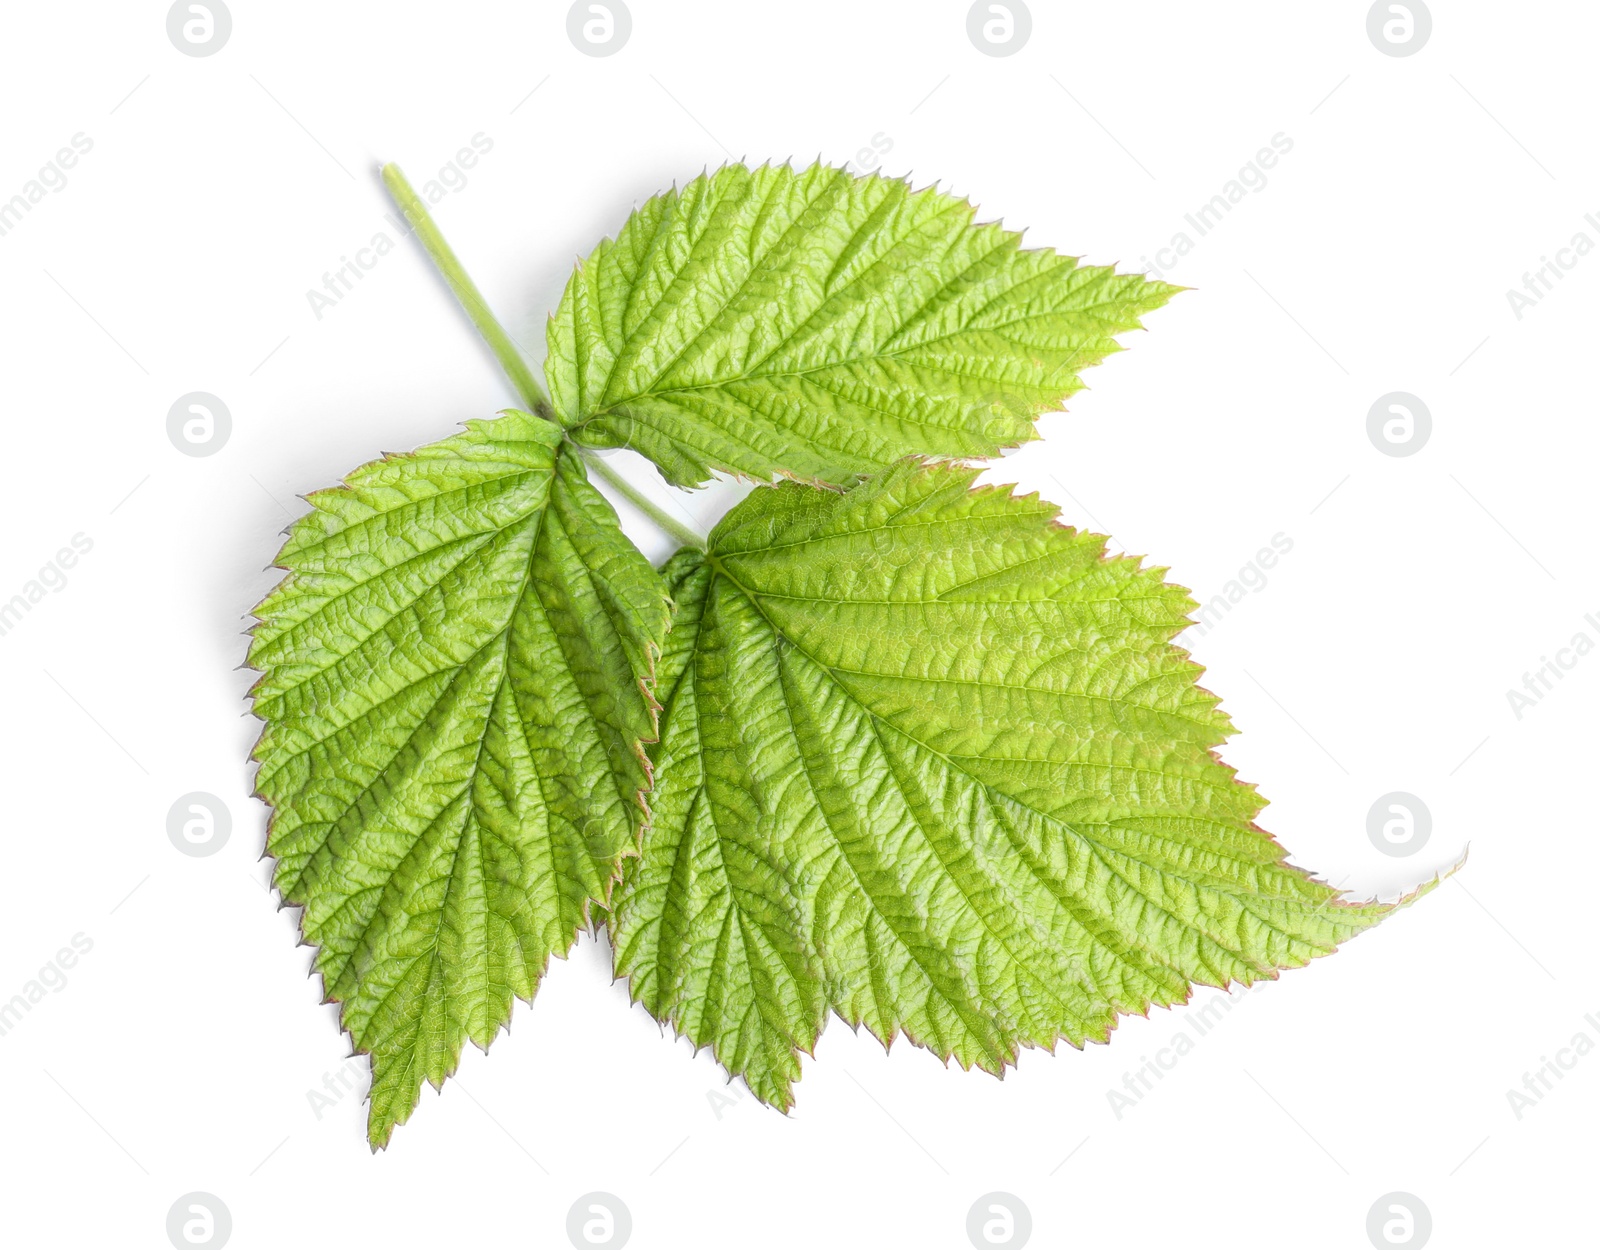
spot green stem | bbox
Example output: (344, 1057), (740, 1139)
(580, 450), (707, 551)
(381, 161), (708, 551)
(380, 162), (548, 413)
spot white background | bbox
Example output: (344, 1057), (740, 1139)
(0, 2), (1593, 1246)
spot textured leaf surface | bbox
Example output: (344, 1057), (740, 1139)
(612, 461), (1400, 1107)
(249, 411), (668, 1148)
(545, 162), (1177, 488)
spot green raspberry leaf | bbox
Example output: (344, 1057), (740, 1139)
(611, 461), (1418, 1107)
(544, 162), (1178, 488)
(248, 410), (668, 1149)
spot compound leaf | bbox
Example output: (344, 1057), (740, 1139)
(248, 410), (668, 1149)
(545, 162), (1177, 488)
(611, 460), (1411, 1107)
